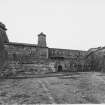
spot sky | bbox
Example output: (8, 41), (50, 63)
(0, 0), (105, 51)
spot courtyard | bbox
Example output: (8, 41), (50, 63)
(0, 72), (105, 104)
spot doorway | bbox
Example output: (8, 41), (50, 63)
(57, 65), (63, 72)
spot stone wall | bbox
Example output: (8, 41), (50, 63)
(4, 42), (48, 60)
(49, 48), (86, 72)
(1, 42), (87, 76)
(49, 48), (86, 59)
(84, 47), (105, 72)
(53, 59), (84, 72)
(4, 60), (55, 76)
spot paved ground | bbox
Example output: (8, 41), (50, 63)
(0, 72), (105, 104)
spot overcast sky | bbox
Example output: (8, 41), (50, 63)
(0, 0), (105, 50)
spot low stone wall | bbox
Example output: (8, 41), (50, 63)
(0, 59), (56, 77)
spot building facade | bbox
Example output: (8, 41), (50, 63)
(0, 22), (86, 75)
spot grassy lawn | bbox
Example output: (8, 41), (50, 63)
(0, 72), (105, 104)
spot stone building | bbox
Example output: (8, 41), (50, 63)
(0, 22), (86, 75)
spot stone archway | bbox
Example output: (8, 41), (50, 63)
(57, 65), (63, 72)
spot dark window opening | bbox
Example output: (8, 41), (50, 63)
(57, 65), (63, 72)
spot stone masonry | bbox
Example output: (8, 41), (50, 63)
(0, 22), (87, 76)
